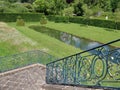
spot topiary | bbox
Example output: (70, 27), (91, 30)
(40, 15), (47, 25)
(16, 16), (25, 26)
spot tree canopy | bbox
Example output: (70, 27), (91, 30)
(0, 0), (120, 17)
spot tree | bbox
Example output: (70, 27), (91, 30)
(33, 0), (67, 15)
(21, 0), (35, 3)
(82, 4), (93, 25)
(98, 0), (111, 12)
(66, 0), (74, 4)
(115, 1), (120, 12)
(33, 0), (47, 13)
(74, 2), (84, 16)
(111, 0), (120, 12)
(63, 6), (74, 16)
(54, 0), (67, 15)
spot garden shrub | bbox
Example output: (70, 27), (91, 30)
(11, 3), (29, 13)
(16, 16), (25, 26)
(22, 3), (34, 12)
(40, 15), (47, 25)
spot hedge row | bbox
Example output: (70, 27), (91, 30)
(0, 13), (43, 22)
(47, 15), (69, 23)
(47, 15), (120, 30)
(0, 13), (120, 30)
(69, 17), (120, 30)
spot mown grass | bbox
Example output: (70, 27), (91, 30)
(7, 21), (120, 58)
(45, 21), (120, 47)
(9, 21), (120, 47)
(0, 41), (19, 56)
(6, 22), (120, 88)
(0, 50), (56, 72)
(7, 22), (81, 58)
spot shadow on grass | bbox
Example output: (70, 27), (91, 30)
(104, 28), (118, 32)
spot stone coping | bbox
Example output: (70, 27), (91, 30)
(0, 63), (46, 78)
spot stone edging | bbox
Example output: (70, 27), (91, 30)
(0, 63), (46, 77)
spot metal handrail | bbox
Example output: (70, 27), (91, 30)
(46, 39), (120, 89)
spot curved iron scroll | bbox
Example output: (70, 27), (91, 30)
(46, 39), (120, 89)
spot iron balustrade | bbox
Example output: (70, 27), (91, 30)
(0, 50), (56, 73)
(46, 39), (120, 89)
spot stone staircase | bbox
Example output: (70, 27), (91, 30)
(0, 64), (104, 90)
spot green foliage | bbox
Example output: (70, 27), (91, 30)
(0, 1), (29, 13)
(33, 0), (48, 13)
(11, 3), (29, 13)
(47, 15), (69, 23)
(47, 15), (120, 30)
(0, 1), (11, 13)
(73, 2), (84, 16)
(111, 0), (120, 12)
(53, 0), (67, 15)
(0, 13), (44, 22)
(22, 3), (35, 12)
(16, 16), (25, 26)
(82, 4), (93, 18)
(33, 0), (67, 15)
(40, 15), (47, 25)
(69, 16), (120, 30)
(63, 7), (74, 16)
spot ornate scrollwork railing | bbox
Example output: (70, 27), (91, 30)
(46, 39), (120, 89)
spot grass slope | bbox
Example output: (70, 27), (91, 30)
(45, 22), (120, 47)
(7, 22), (80, 58)
(0, 22), (38, 56)
(9, 21), (119, 47)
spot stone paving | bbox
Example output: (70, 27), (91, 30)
(0, 64), (103, 90)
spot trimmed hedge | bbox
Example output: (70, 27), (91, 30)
(47, 15), (69, 23)
(47, 15), (120, 30)
(0, 13), (44, 22)
(69, 17), (120, 30)
(0, 13), (120, 30)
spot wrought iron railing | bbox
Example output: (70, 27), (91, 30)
(0, 50), (56, 73)
(46, 39), (120, 89)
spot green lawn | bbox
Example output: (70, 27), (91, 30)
(6, 22), (120, 88)
(7, 22), (80, 58)
(10, 21), (120, 47)
(45, 21), (120, 47)
(7, 21), (120, 57)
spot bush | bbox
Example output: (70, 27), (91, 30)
(0, 1), (29, 13)
(16, 16), (25, 26)
(22, 3), (34, 12)
(40, 15), (47, 25)
(11, 3), (29, 13)
(0, 13), (44, 22)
